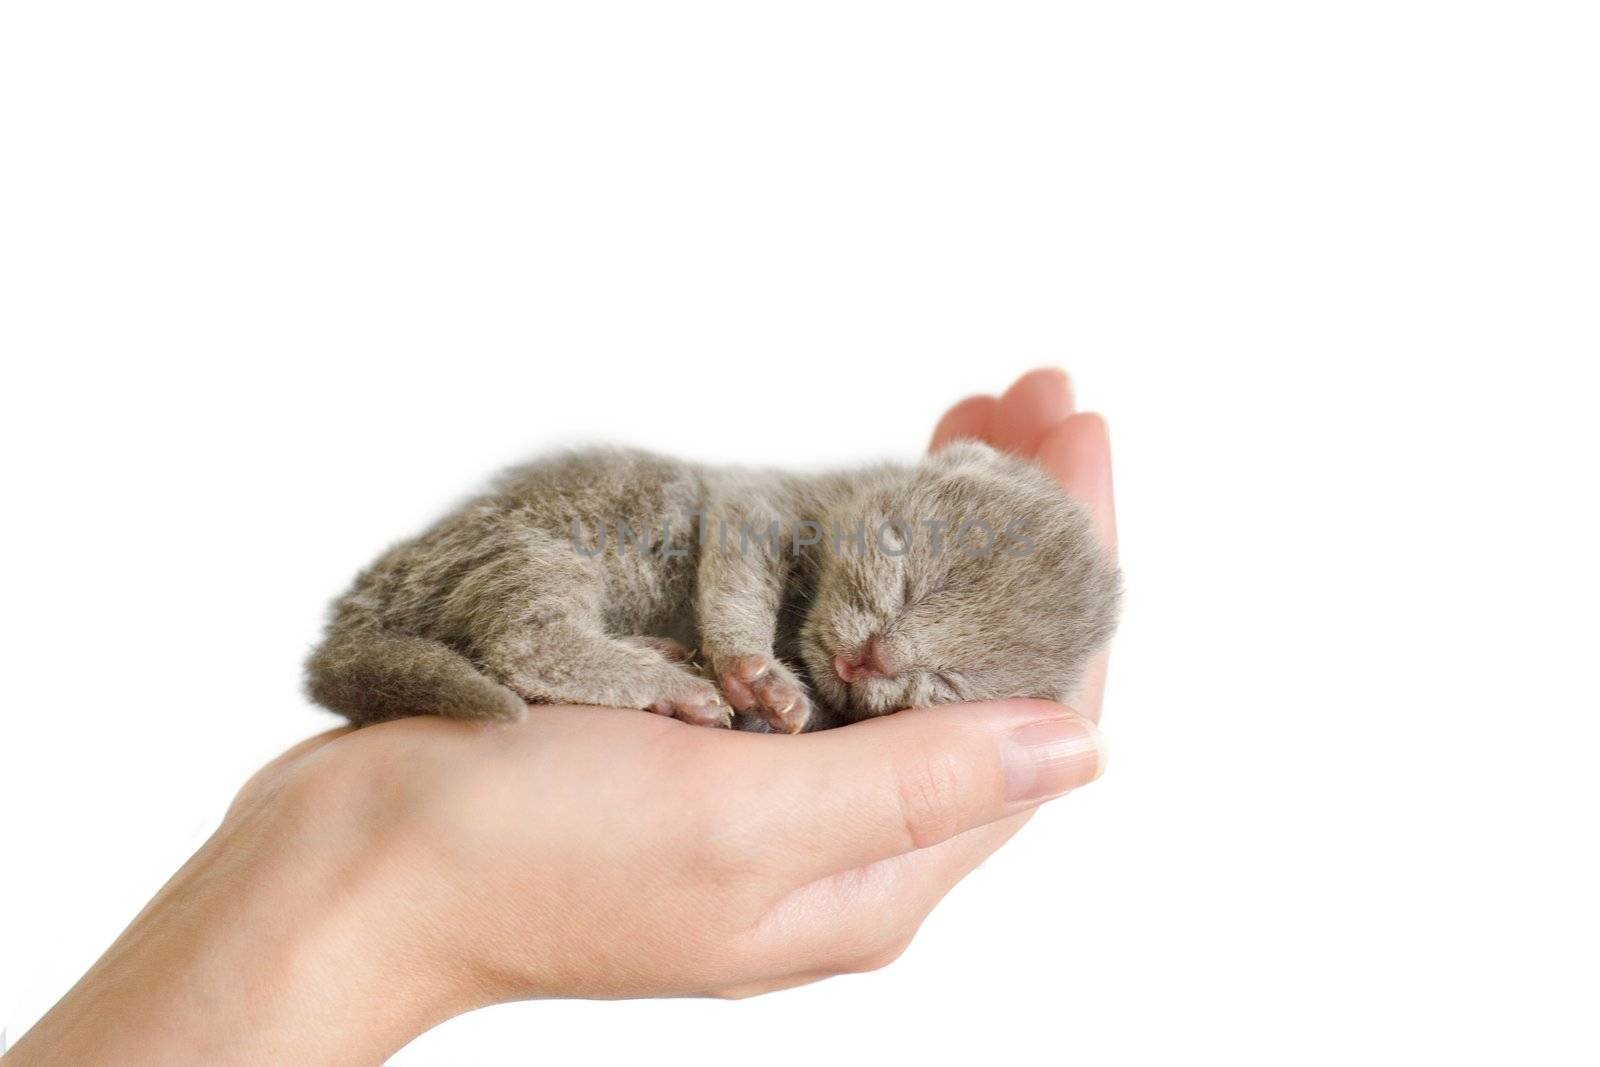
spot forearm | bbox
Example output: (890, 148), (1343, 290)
(5, 777), (460, 1066)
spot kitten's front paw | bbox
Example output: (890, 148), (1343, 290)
(644, 674), (732, 730)
(714, 653), (812, 734)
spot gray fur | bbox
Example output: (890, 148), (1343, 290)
(307, 443), (1120, 732)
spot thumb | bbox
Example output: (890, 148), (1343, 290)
(750, 699), (1107, 880)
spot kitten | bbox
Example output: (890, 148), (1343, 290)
(306, 441), (1120, 733)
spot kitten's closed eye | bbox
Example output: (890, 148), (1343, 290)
(796, 447), (1118, 721)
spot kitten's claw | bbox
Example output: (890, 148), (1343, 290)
(648, 699), (732, 729)
(716, 653), (812, 734)
(645, 678), (733, 728)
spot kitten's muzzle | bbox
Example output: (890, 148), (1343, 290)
(831, 636), (896, 684)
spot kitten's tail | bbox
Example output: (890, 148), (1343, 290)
(306, 605), (525, 726)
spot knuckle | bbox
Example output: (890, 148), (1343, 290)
(708, 981), (769, 1000)
(685, 816), (748, 877)
(847, 934), (915, 974)
(674, 790), (765, 884)
(894, 745), (969, 851)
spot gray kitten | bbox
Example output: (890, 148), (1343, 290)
(307, 442), (1119, 733)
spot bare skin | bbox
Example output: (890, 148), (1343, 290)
(2, 370), (1117, 1067)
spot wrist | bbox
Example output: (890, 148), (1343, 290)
(6, 745), (469, 1066)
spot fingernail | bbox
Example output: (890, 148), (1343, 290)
(1002, 716), (1107, 805)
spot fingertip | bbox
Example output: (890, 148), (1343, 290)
(1008, 366), (1074, 399)
(1000, 709), (1108, 807)
(990, 367), (1076, 454)
(929, 394), (998, 452)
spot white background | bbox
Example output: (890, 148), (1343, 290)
(2, 2), (1596, 1063)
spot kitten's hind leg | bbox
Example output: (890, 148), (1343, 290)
(479, 622), (730, 728)
(307, 628), (526, 725)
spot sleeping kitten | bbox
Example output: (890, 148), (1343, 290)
(307, 441), (1120, 733)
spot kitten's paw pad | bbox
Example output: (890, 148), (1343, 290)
(717, 654), (812, 734)
(645, 676), (731, 729)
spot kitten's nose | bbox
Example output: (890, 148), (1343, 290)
(832, 636), (895, 684)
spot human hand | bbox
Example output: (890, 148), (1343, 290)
(4, 368), (1116, 1067)
(305, 370), (1117, 1011)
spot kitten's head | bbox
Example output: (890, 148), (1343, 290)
(798, 441), (1119, 721)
